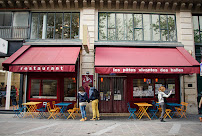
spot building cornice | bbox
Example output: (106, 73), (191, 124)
(0, 0), (201, 12)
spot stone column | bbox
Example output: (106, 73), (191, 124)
(176, 11), (198, 114)
(80, 8), (97, 115)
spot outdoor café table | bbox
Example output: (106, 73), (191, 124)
(166, 103), (182, 118)
(22, 102), (42, 118)
(134, 103), (153, 120)
(55, 102), (72, 119)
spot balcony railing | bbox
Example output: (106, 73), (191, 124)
(0, 26), (29, 39)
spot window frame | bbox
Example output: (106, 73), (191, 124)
(98, 12), (177, 42)
(30, 12), (80, 40)
(28, 77), (60, 101)
(131, 75), (179, 103)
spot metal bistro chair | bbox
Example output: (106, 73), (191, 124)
(127, 102), (137, 119)
(36, 102), (47, 118)
(149, 102), (160, 119)
(13, 102), (26, 118)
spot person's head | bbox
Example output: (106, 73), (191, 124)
(159, 86), (165, 92)
(88, 83), (93, 88)
(79, 86), (85, 92)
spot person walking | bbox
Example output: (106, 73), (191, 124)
(158, 86), (172, 122)
(199, 96), (202, 122)
(78, 86), (89, 121)
(88, 83), (100, 121)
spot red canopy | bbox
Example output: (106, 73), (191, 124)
(95, 47), (200, 74)
(2, 46), (80, 72)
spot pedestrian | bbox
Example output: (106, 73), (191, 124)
(78, 86), (89, 121)
(199, 96), (202, 122)
(88, 83), (100, 121)
(158, 86), (172, 122)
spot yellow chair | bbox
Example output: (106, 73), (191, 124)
(52, 101), (60, 114)
(180, 102), (188, 118)
(175, 102), (184, 117)
(163, 109), (172, 119)
(67, 103), (80, 119)
(47, 102), (57, 119)
(175, 102), (188, 118)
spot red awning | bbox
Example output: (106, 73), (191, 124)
(95, 47), (200, 74)
(2, 46), (80, 72)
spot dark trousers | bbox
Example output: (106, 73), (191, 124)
(160, 102), (166, 120)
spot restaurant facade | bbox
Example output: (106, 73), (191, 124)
(0, 0), (202, 114)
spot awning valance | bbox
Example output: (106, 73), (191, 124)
(2, 46), (80, 72)
(95, 47), (200, 74)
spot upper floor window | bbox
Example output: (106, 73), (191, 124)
(30, 12), (79, 39)
(193, 15), (202, 43)
(0, 12), (29, 39)
(99, 13), (177, 42)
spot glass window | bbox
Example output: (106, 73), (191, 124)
(30, 12), (80, 39)
(116, 14), (124, 40)
(155, 78), (175, 98)
(30, 79), (40, 98)
(143, 14), (152, 41)
(98, 13), (177, 41)
(98, 77), (125, 101)
(42, 80), (57, 96)
(47, 13), (55, 39)
(64, 78), (76, 101)
(13, 12), (29, 27)
(71, 13), (79, 39)
(99, 13), (107, 40)
(152, 14), (160, 41)
(133, 79), (154, 98)
(0, 12), (12, 26)
(30, 13), (38, 39)
(192, 15), (202, 43)
(30, 79), (57, 99)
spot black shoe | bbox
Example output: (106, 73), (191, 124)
(160, 119), (166, 122)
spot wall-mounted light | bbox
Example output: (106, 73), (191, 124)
(155, 78), (158, 82)
(144, 78), (147, 82)
(101, 77), (103, 83)
(86, 71), (89, 75)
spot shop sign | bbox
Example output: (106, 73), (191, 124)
(9, 65), (75, 72)
(82, 75), (93, 97)
(82, 25), (90, 53)
(95, 67), (200, 74)
(200, 63), (202, 76)
(0, 38), (8, 54)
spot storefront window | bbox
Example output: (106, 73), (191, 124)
(133, 78), (176, 98)
(133, 79), (154, 98)
(30, 79), (57, 99)
(64, 78), (76, 101)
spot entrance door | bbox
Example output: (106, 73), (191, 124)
(98, 76), (127, 113)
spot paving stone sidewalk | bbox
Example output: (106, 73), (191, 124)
(0, 114), (201, 136)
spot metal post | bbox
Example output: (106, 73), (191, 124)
(19, 74), (24, 107)
(5, 71), (12, 110)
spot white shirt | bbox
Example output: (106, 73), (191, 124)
(158, 91), (172, 103)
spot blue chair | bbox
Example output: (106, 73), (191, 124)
(13, 102), (26, 118)
(127, 102), (137, 119)
(36, 102), (47, 118)
(149, 103), (159, 119)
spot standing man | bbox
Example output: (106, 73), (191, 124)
(88, 83), (100, 120)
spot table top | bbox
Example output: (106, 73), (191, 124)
(134, 103), (153, 106)
(22, 102), (42, 105)
(55, 102), (72, 106)
(166, 103), (182, 106)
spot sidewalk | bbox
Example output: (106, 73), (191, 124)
(0, 113), (201, 136)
